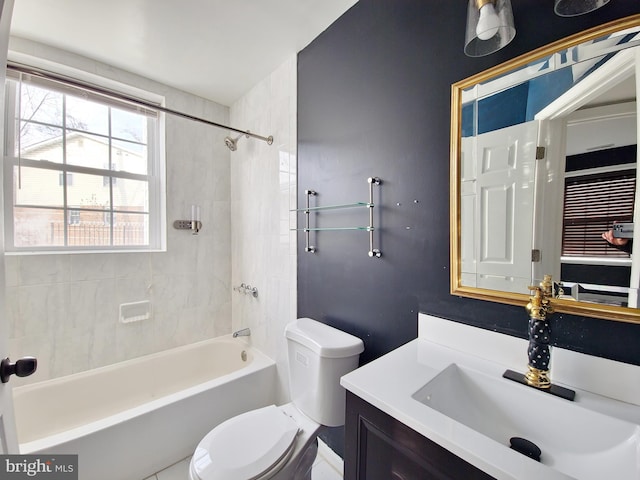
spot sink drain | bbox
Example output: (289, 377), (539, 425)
(509, 437), (541, 462)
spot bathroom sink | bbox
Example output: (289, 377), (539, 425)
(412, 363), (640, 480)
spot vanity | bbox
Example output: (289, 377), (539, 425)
(341, 314), (640, 480)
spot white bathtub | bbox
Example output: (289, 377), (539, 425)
(12, 336), (277, 480)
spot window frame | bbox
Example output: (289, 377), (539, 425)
(3, 68), (167, 253)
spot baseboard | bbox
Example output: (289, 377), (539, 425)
(317, 437), (344, 475)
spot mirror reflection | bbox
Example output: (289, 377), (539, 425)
(451, 15), (640, 322)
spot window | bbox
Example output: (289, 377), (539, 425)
(59, 172), (73, 186)
(562, 169), (636, 258)
(103, 211), (116, 226)
(4, 70), (165, 251)
(68, 209), (80, 225)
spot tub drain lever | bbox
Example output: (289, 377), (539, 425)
(0, 356), (37, 383)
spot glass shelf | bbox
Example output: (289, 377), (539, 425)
(290, 202), (372, 212)
(295, 177), (381, 258)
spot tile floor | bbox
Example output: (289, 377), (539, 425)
(144, 443), (343, 480)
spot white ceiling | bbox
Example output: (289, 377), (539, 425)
(9, 0), (358, 106)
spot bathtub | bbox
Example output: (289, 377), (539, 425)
(12, 336), (277, 480)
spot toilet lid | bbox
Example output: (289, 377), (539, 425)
(191, 405), (300, 480)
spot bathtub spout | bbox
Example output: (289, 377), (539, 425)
(233, 328), (251, 338)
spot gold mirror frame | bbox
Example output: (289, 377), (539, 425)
(450, 14), (640, 324)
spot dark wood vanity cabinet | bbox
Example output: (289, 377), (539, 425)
(344, 391), (496, 480)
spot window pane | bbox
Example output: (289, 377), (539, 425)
(111, 108), (147, 143)
(112, 139), (147, 175)
(66, 172), (112, 209)
(13, 207), (65, 247)
(113, 178), (148, 211)
(20, 83), (63, 126)
(66, 94), (109, 136)
(65, 132), (109, 169)
(67, 210), (112, 246)
(562, 172), (635, 258)
(113, 212), (148, 246)
(19, 123), (63, 163)
(15, 166), (64, 207)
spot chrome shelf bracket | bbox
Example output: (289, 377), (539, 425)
(304, 189), (317, 253)
(367, 177), (382, 258)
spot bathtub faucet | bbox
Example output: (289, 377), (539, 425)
(233, 328), (251, 338)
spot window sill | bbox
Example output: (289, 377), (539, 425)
(5, 248), (166, 256)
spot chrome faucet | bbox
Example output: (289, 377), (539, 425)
(232, 328), (251, 338)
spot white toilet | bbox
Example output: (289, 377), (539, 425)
(188, 318), (365, 480)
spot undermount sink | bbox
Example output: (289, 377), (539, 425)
(412, 363), (640, 480)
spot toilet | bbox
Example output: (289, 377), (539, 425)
(189, 318), (364, 480)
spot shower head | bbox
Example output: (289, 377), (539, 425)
(224, 131), (273, 151)
(224, 134), (242, 151)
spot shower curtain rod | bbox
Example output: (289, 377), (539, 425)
(6, 62), (274, 146)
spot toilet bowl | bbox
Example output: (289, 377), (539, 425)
(189, 403), (319, 480)
(188, 318), (364, 480)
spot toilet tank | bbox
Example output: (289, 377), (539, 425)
(285, 318), (364, 427)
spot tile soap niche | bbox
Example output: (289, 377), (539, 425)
(119, 300), (151, 324)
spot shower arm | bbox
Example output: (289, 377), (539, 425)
(7, 62), (274, 146)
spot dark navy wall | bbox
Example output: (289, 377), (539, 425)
(297, 0), (640, 456)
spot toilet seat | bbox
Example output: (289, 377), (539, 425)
(190, 405), (300, 480)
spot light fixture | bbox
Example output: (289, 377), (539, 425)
(464, 0), (516, 57)
(554, 0), (610, 17)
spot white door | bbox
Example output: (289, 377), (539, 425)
(460, 136), (478, 287)
(630, 49), (640, 308)
(531, 118), (565, 285)
(0, 0), (18, 454)
(472, 121), (539, 294)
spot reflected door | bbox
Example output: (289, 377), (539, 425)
(630, 52), (640, 308)
(462, 121), (539, 293)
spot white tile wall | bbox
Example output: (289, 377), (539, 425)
(6, 38), (233, 385)
(230, 55), (297, 404)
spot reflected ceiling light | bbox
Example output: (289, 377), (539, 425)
(554, 0), (610, 17)
(464, 0), (516, 57)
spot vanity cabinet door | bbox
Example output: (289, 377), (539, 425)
(344, 391), (496, 480)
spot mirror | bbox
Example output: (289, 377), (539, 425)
(451, 14), (640, 323)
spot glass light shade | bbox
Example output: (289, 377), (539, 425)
(554, 0), (610, 16)
(464, 0), (516, 57)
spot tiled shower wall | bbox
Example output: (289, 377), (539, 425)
(230, 55), (297, 404)
(6, 38), (233, 385)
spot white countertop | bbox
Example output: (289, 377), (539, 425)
(340, 315), (640, 480)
